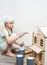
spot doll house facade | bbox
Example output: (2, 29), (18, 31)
(30, 27), (47, 65)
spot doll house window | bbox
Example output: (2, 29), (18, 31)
(35, 63), (37, 65)
(40, 39), (43, 47)
(34, 36), (37, 43)
(39, 53), (42, 61)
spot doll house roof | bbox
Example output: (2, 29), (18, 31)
(39, 27), (47, 37)
(30, 45), (43, 54)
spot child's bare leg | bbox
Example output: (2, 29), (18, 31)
(0, 51), (6, 55)
(0, 51), (2, 54)
(6, 44), (16, 57)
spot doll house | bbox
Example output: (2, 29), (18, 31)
(30, 27), (47, 65)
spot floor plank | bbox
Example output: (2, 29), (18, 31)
(0, 54), (16, 65)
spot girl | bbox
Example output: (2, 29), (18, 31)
(0, 16), (28, 57)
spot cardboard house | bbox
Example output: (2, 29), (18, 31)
(30, 27), (47, 65)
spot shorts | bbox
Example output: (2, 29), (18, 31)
(0, 33), (20, 52)
(0, 41), (7, 52)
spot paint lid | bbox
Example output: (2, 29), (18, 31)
(27, 57), (34, 60)
(16, 54), (23, 57)
(19, 47), (25, 50)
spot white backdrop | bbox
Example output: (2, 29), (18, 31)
(0, 0), (47, 46)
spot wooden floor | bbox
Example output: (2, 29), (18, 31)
(0, 54), (26, 65)
(0, 47), (32, 65)
(0, 54), (16, 65)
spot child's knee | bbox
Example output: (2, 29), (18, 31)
(0, 42), (8, 51)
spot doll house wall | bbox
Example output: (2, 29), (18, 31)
(44, 38), (47, 65)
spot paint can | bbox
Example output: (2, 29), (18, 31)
(27, 56), (34, 65)
(16, 54), (24, 65)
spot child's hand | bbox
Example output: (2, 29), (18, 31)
(19, 42), (24, 46)
(17, 32), (29, 39)
(23, 32), (29, 35)
(20, 32), (29, 36)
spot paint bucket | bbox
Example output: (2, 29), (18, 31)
(27, 56), (34, 65)
(19, 47), (25, 57)
(16, 54), (24, 65)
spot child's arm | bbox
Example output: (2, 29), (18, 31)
(15, 41), (24, 46)
(5, 32), (28, 44)
(17, 32), (28, 38)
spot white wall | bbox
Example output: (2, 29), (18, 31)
(0, 0), (47, 46)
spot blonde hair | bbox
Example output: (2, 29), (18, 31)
(3, 15), (14, 33)
(3, 15), (14, 23)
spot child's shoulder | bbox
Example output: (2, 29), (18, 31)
(0, 25), (8, 34)
(0, 25), (4, 32)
